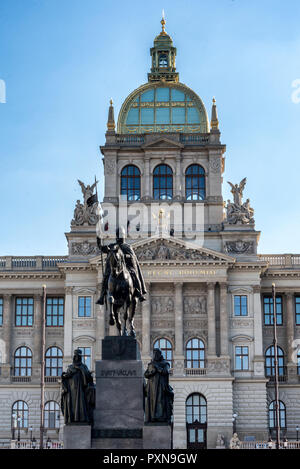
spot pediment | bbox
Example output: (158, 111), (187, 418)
(132, 236), (235, 265)
(142, 137), (183, 150)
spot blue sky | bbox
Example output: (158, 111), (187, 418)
(1, 0), (300, 255)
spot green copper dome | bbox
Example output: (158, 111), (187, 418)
(117, 82), (209, 134)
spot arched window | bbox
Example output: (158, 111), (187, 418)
(153, 338), (173, 368)
(185, 164), (205, 200)
(269, 401), (286, 430)
(185, 338), (205, 369)
(44, 401), (60, 429)
(45, 347), (63, 377)
(12, 401), (29, 429)
(153, 164), (173, 200)
(186, 393), (207, 449)
(265, 346), (285, 377)
(120, 165), (141, 201)
(14, 347), (32, 376)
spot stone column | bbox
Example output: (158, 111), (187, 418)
(144, 156), (150, 198)
(174, 282), (184, 375)
(285, 293), (295, 362)
(142, 282), (151, 362)
(63, 286), (73, 369)
(33, 294), (43, 364)
(219, 283), (229, 356)
(2, 294), (12, 364)
(207, 283), (216, 356)
(175, 155), (182, 198)
(253, 285), (265, 377)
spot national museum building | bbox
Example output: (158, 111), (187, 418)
(0, 20), (300, 449)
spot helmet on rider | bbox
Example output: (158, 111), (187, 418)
(116, 226), (126, 244)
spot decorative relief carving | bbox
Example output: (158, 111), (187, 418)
(207, 358), (230, 373)
(183, 296), (207, 315)
(136, 241), (220, 262)
(151, 320), (175, 329)
(184, 320), (208, 330)
(231, 319), (253, 328)
(71, 241), (99, 256)
(105, 159), (116, 175)
(151, 297), (174, 315)
(209, 157), (221, 173)
(225, 240), (254, 254)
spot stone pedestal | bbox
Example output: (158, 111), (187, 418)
(63, 424), (91, 449)
(143, 424), (172, 449)
(92, 336), (144, 449)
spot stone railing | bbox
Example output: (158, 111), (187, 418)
(0, 256), (68, 271)
(258, 254), (300, 268)
(185, 362), (207, 376)
(180, 134), (210, 145)
(11, 440), (63, 449)
(115, 134), (145, 145)
(240, 440), (300, 449)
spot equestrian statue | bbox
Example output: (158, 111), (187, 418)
(96, 226), (147, 337)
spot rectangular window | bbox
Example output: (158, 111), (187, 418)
(46, 297), (64, 327)
(78, 347), (91, 370)
(0, 298), (3, 326)
(235, 346), (249, 370)
(296, 296), (300, 325)
(15, 297), (34, 327)
(78, 296), (91, 317)
(263, 295), (283, 325)
(234, 295), (248, 316)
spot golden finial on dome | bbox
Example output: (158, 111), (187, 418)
(161, 9), (166, 33)
(110, 98), (113, 106)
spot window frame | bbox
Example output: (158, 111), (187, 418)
(45, 346), (63, 377)
(295, 296), (300, 325)
(78, 296), (92, 318)
(153, 164), (173, 200)
(14, 346), (32, 377)
(15, 297), (34, 327)
(46, 297), (64, 327)
(153, 337), (173, 368)
(235, 345), (249, 370)
(44, 401), (60, 429)
(268, 400), (286, 430)
(78, 346), (92, 370)
(185, 164), (206, 201)
(0, 297), (3, 326)
(185, 338), (205, 369)
(265, 345), (285, 377)
(120, 165), (141, 201)
(263, 295), (283, 326)
(234, 295), (248, 317)
(12, 400), (29, 429)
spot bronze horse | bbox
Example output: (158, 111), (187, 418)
(106, 245), (138, 336)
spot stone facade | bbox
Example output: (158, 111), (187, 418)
(1, 21), (300, 450)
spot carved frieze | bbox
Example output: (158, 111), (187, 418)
(183, 296), (207, 315)
(136, 241), (220, 262)
(151, 319), (175, 329)
(184, 320), (208, 330)
(209, 157), (221, 173)
(151, 296), (174, 315)
(230, 318), (253, 328)
(105, 159), (116, 175)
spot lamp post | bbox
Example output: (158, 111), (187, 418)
(32, 437), (37, 449)
(232, 413), (238, 434)
(272, 283), (281, 450)
(12, 413), (17, 441)
(29, 426), (33, 442)
(297, 425), (299, 442)
(46, 437), (51, 449)
(17, 415), (21, 442)
(268, 437), (273, 449)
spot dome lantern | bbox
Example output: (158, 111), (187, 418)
(148, 13), (179, 83)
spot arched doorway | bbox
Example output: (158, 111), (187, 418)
(186, 393), (207, 449)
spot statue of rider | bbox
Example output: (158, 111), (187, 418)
(96, 226), (147, 305)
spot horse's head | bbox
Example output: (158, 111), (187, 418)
(108, 245), (125, 276)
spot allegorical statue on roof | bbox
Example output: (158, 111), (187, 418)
(61, 349), (95, 425)
(71, 179), (99, 226)
(144, 348), (174, 424)
(225, 177), (254, 225)
(96, 226), (147, 336)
